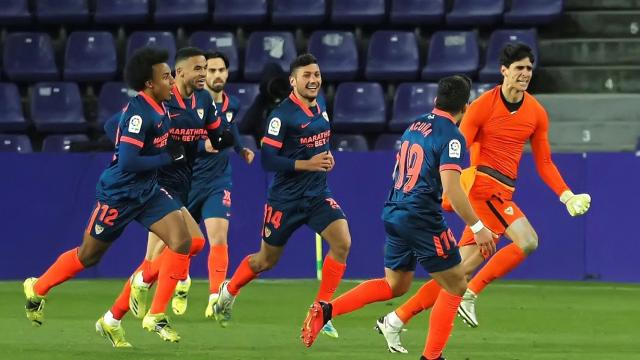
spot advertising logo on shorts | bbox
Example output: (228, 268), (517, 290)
(268, 117), (281, 136)
(448, 139), (461, 158)
(94, 224), (104, 235)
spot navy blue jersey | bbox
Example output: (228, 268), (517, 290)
(96, 92), (171, 201)
(190, 92), (242, 191)
(158, 86), (219, 192)
(382, 109), (467, 231)
(262, 93), (331, 201)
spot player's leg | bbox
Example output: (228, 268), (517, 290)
(127, 233), (166, 319)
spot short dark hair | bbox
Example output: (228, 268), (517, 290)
(175, 46), (205, 65)
(124, 47), (169, 91)
(289, 53), (318, 75)
(500, 42), (535, 68)
(205, 51), (229, 69)
(434, 75), (471, 114)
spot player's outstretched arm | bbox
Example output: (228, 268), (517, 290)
(441, 169), (497, 257)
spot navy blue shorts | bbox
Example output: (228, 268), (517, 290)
(86, 187), (181, 243)
(383, 221), (461, 273)
(187, 186), (232, 223)
(262, 195), (346, 247)
(160, 181), (189, 207)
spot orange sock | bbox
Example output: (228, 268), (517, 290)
(142, 251), (163, 284)
(331, 278), (392, 317)
(149, 249), (189, 314)
(34, 248), (85, 296)
(315, 255), (346, 302)
(110, 260), (150, 320)
(227, 255), (258, 296)
(468, 243), (526, 295)
(190, 237), (206, 256)
(208, 244), (229, 294)
(396, 279), (442, 324)
(423, 290), (462, 360)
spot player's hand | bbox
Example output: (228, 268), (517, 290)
(240, 148), (255, 164)
(325, 151), (335, 171)
(474, 227), (497, 259)
(305, 152), (333, 172)
(560, 190), (591, 217)
(166, 138), (187, 163)
(208, 130), (234, 150)
(204, 139), (219, 153)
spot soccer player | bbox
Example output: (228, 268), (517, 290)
(375, 43), (592, 352)
(300, 75), (497, 360)
(211, 54), (350, 336)
(185, 51), (255, 317)
(96, 47), (233, 346)
(23, 47), (193, 346)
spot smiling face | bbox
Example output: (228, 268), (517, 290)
(290, 63), (321, 102)
(176, 55), (207, 91)
(501, 57), (533, 92)
(206, 57), (228, 93)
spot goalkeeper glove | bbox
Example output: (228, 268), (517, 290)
(560, 190), (591, 217)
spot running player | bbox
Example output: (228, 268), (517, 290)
(186, 51), (255, 317)
(23, 48), (193, 346)
(96, 47), (233, 346)
(300, 75), (496, 360)
(375, 43), (592, 353)
(211, 54), (350, 336)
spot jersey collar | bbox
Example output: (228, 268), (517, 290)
(431, 108), (456, 124)
(171, 85), (196, 110)
(138, 91), (166, 115)
(289, 92), (320, 117)
(220, 91), (229, 112)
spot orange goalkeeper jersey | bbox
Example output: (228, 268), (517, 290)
(460, 86), (569, 196)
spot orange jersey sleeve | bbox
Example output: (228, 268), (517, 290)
(530, 107), (570, 196)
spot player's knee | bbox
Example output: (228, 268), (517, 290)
(390, 281), (411, 297)
(251, 256), (278, 273)
(517, 233), (538, 254)
(331, 236), (351, 261)
(77, 250), (103, 268)
(208, 231), (228, 246)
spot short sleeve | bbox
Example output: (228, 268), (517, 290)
(262, 111), (286, 150)
(438, 127), (467, 172)
(119, 108), (149, 148)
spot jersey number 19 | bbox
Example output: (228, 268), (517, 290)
(394, 141), (424, 193)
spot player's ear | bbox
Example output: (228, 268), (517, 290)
(289, 75), (296, 88)
(500, 65), (508, 78)
(145, 79), (153, 89)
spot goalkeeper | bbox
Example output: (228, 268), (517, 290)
(375, 42), (591, 352)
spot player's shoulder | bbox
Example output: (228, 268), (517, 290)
(226, 93), (241, 111)
(195, 88), (214, 104)
(268, 97), (296, 120)
(524, 91), (546, 113)
(472, 85), (501, 106)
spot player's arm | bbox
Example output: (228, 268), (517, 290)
(204, 96), (233, 150)
(230, 121), (254, 164)
(458, 99), (483, 148)
(117, 113), (173, 172)
(530, 110), (591, 216)
(103, 111), (123, 144)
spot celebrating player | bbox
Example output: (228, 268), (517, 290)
(211, 54), (349, 338)
(301, 75), (496, 360)
(376, 43), (592, 353)
(187, 51), (255, 318)
(23, 48), (193, 346)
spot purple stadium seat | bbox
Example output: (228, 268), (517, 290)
(272, 0), (325, 25)
(239, 135), (258, 151)
(3, 32), (58, 82)
(422, 31), (479, 80)
(504, 0), (563, 25)
(42, 134), (90, 152)
(332, 82), (386, 132)
(126, 32), (177, 68)
(224, 83), (260, 125)
(0, 83), (27, 132)
(374, 133), (402, 151)
(446, 0), (504, 26)
(478, 29), (538, 83)
(189, 31), (239, 79)
(471, 82), (495, 101)
(36, 0), (89, 24)
(331, 0), (385, 24)
(0, 134), (31, 153)
(97, 82), (134, 126)
(155, 0), (208, 24)
(64, 32), (117, 82)
(31, 82), (87, 133)
(244, 32), (297, 81)
(389, 83), (437, 132)
(366, 31), (419, 81)
(390, 0), (444, 25)
(308, 31), (358, 82)
(331, 134), (369, 152)
(0, 0), (31, 25)
(94, 0), (149, 24)
(213, 0), (267, 25)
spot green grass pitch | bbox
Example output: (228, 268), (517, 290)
(1, 279), (639, 360)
